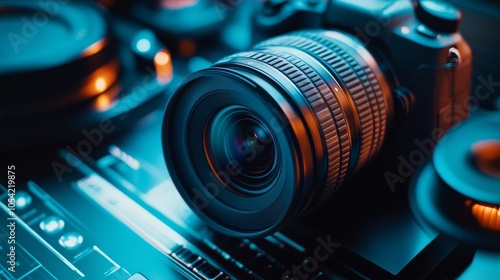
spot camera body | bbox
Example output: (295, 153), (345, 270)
(256, 0), (472, 188)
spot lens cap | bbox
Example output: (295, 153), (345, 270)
(0, 1), (172, 152)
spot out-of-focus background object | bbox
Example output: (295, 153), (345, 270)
(0, 0), (172, 151)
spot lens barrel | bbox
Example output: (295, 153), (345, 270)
(162, 30), (393, 238)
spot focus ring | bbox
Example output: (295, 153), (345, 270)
(290, 33), (380, 170)
(233, 50), (350, 199)
(256, 35), (372, 172)
(257, 32), (386, 173)
(300, 32), (387, 168)
(260, 49), (351, 198)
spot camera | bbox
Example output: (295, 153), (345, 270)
(162, 0), (472, 238)
(3, 0), (500, 278)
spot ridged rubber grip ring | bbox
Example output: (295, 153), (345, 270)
(229, 49), (351, 202)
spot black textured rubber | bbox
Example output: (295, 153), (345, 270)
(233, 49), (351, 202)
(257, 32), (387, 175)
(300, 31), (387, 170)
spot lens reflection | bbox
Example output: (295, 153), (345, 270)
(230, 120), (274, 175)
(206, 106), (277, 194)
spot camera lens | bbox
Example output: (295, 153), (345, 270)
(162, 30), (394, 238)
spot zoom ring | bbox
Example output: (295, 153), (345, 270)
(236, 50), (350, 201)
(291, 33), (382, 170)
(299, 32), (387, 168)
(257, 32), (387, 175)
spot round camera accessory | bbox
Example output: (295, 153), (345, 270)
(0, 0), (173, 151)
(410, 116), (500, 249)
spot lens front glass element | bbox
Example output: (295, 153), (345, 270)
(206, 105), (278, 195)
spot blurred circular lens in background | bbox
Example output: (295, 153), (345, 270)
(410, 116), (500, 249)
(0, 1), (172, 152)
